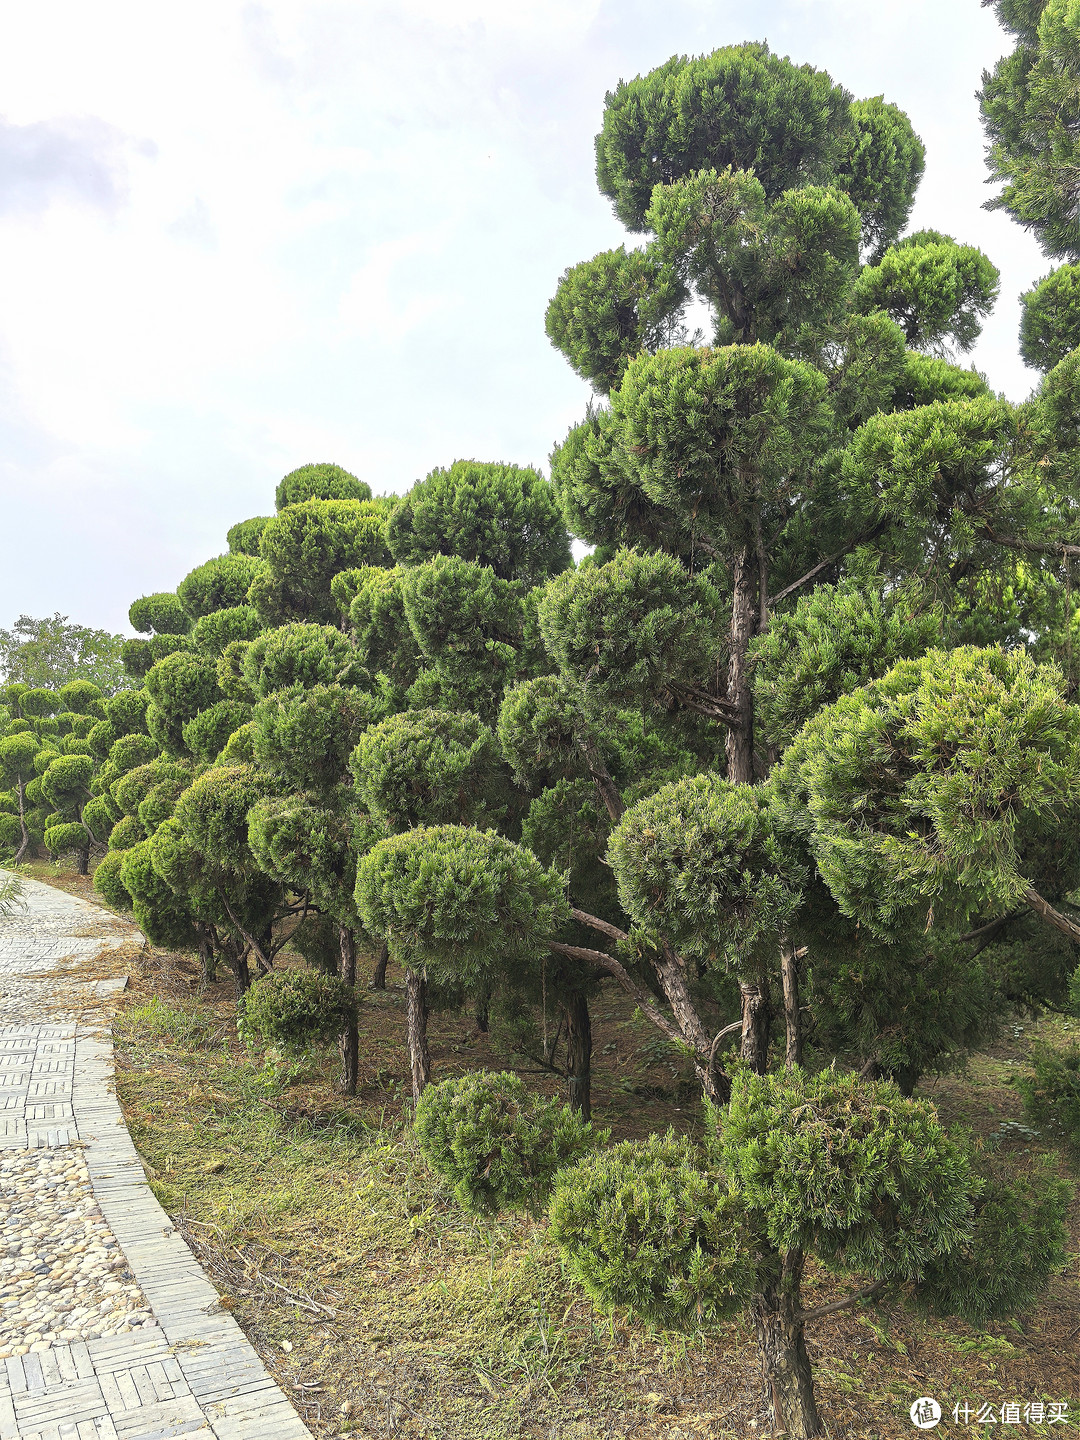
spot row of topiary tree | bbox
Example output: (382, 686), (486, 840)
(4, 18), (1080, 1434)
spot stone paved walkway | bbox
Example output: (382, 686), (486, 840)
(0, 872), (313, 1440)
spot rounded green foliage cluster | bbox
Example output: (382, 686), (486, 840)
(355, 825), (568, 987)
(716, 1068), (974, 1279)
(191, 606), (262, 657)
(177, 554), (262, 621)
(93, 850), (130, 910)
(239, 968), (358, 1056)
(1020, 264), (1080, 371)
(253, 684), (381, 793)
(181, 701), (252, 762)
(414, 1070), (602, 1215)
(852, 232), (1000, 353)
(129, 594), (190, 637)
(1017, 1042), (1080, 1148)
(388, 460), (571, 587)
(611, 775), (804, 969)
(275, 462), (371, 511)
(916, 1153), (1070, 1324)
(227, 516), (271, 556)
(243, 623), (352, 698)
(253, 500), (390, 624)
(44, 820), (88, 857)
(550, 1132), (752, 1328)
(350, 709), (502, 831)
(173, 764), (267, 872)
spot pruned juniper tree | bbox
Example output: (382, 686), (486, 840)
(550, 1066), (1070, 1440)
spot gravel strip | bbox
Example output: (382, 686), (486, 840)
(0, 1148), (155, 1357)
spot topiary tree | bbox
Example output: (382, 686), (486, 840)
(40, 753), (95, 873)
(355, 825), (568, 1099)
(1019, 263), (1080, 370)
(552, 1067), (1070, 1439)
(0, 730), (42, 862)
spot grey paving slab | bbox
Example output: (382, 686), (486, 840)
(0, 873), (314, 1440)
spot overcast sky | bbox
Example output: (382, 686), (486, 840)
(0, 0), (1048, 635)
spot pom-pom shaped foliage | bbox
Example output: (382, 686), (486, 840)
(843, 396), (1012, 529)
(177, 554), (262, 621)
(545, 247), (687, 396)
(119, 840), (197, 949)
(19, 689), (58, 718)
(104, 688), (150, 736)
(0, 731), (41, 783)
(181, 701), (252, 763)
(852, 233), (1000, 353)
(350, 710), (503, 831)
(840, 96), (925, 259)
(275, 462), (371, 511)
(128, 593), (190, 636)
(144, 652), (221, 753)
(750, 578), (942, 748)
(120, 640), (153, 681)
(345, 567), (422, 686)
(93, 850), (130, 911)
(0, 812), (21, 852)
(538, 549), (720, 703)
(191, 606), (262, 657)
(82, 795), (116, 844)
(227, 516), (270, 556)
(715, 1068), (974, 1279)
(243, 623), (352, 698)
(594, 44), (854, 230)
(776, 646), (1080, 936)
(414, 1071), (602, 1215)
(497, 675), (596, 788)
(1017, 1043), (1080, 1149)
(138, 776), (189, 837)
(610, 775), (804, 970)
(108, 815), (146, 852)
(254, 684), (381, 793)
(44, 821), (88, 857)
(173, 764), (267, 873)
(1019, 264), (1080, 371)
(247, 795), (357, 915)
(550, 1132), (752, 1328)
(916, 1154), (1070, 1324)
(217, 641), (255, 702)
(355, 825), (568, 987)
(387, 460), (572, 586)
(57, 680), (106, 715)
(239, 969), (358, 1056)
(40, 754), (93, 818)
(253, 500), (391, 624)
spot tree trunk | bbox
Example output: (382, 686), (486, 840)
(371, 938), (389, 990)
(75, 845), (89, 876)
(255, 927), (274, 975)
(780, 938), (802, 1070)
(655, 942), (731, 1104)
(14, 777), (30, 865)
(338, 925), (359, 1097)
(752, 1250), (823, 1439)
(405, 967), (431, 1101)
(739, 977), (771, 1075)
(726, 544), (758, 785)
(563, 991), (592, 1120)
(474, 989), (490, 1034)
(226, 940), (250, 998)
(195, 924), (217, 985)
(889, 1064), (920, 1097)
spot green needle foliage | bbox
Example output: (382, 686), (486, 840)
(1019, 263), (1080, 369)
(414, 1070), (602, 1215)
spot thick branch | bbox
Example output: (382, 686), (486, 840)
(798, 1279), (887, 1325)
(548, 940), (685, 1050)
(770, 526), (886, 608)
(666, 682), (741, 727)
(1022, 884), (1080, 946)
(570, 907), (629, 944)
(981, 527), (1080, 562)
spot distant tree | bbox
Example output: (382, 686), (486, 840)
(0, 614), (128, 695)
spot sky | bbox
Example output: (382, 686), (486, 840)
(0, 0), (1050, 636)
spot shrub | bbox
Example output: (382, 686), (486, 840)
(414, 1070), (602, 1216)
(1017, 1043), (1080, 1149)
(549, 1132), (752, 1327)
(44, 821), (88, 857)
(239, 968), (358, 1056)
(916, 1154), (1070, 1323)
(108, 814), (145, 852)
